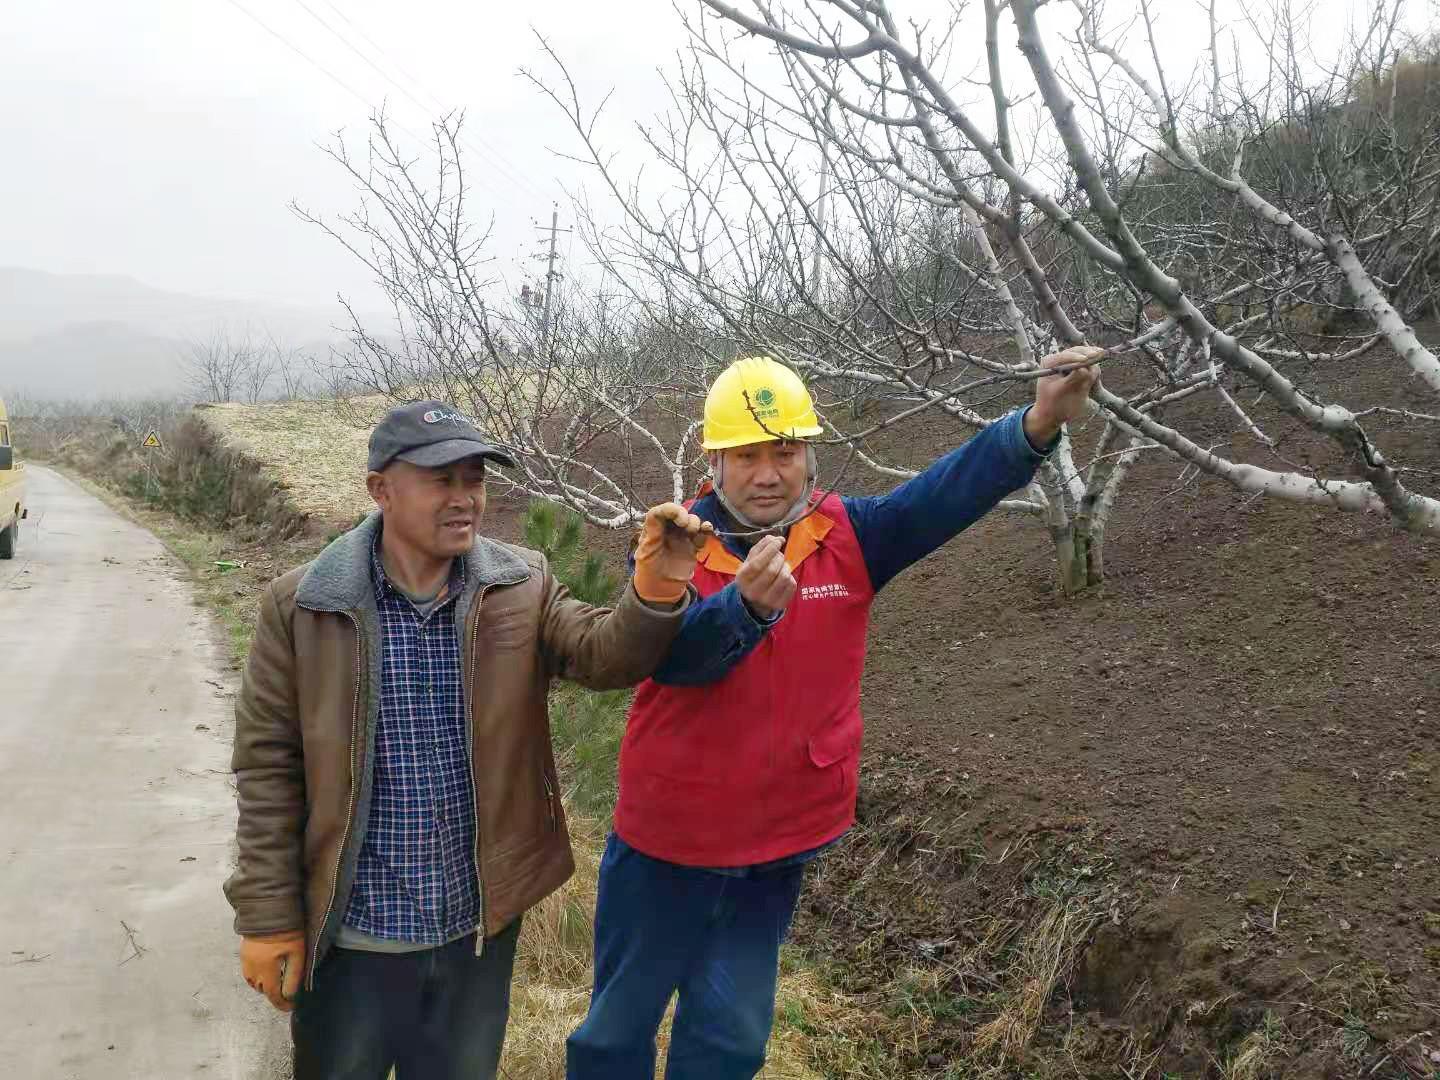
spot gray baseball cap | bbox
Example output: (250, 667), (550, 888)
(367, 400), (517, 473)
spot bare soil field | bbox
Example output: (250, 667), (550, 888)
(820, 344), (1439, 1077)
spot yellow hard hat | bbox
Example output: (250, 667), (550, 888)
(701, 356), (824, 451)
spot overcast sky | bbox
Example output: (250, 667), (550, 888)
(3, 0), (695, 311)
(3, 0), (1413, 315)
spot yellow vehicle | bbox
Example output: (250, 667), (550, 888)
(0, 396), (26, 559)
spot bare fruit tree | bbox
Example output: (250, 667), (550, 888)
(182, 330), (253, 404)
(266, 332), (320, 401)
(181, 328), (318, 404)
(530, 0), (1440, 592)
(297, 112), (721, 527)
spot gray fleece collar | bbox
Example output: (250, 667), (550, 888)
(296, 510), (531, 613)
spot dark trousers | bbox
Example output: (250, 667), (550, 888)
(566, 834), (806, 1080)
(292, 918), (521, 1080)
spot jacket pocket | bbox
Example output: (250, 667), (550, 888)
(809, 721), (862, 804)
(808, 720), (862, 769)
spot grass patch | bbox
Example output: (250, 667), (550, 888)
(1221, 1011), (1290, 1080)
(195, 397), (386, 528)
(550, 686), (629, 818)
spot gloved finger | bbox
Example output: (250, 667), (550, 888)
(644, 503), (685, 531)
(259, 972), (292, 1013)
(655, 509), (710, 555)
(667, 510), (703, 536)
(281, 949), (303, 1003)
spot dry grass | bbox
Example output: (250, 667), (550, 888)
(196, 397), (386, 528)
(501, 808), (604, 1078)
(972, 896), (1103, 1063)
(1220, 1013), (1288, 1080)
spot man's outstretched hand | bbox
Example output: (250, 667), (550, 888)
(241, 930), (305, 1012)
(1024, 345), (1104, 447)
(633, 503), (711, 606)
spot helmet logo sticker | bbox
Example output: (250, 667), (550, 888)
(751, 386), (780, 420)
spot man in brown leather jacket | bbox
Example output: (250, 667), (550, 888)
(223, 400), (706, 1079)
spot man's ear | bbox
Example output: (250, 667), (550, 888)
(366, 470), (387, 509)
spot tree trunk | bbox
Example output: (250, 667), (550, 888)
(1042, 521), (1082, 596)
(1050, 521), (1096, 597)
(1040, 436), (1102, 597)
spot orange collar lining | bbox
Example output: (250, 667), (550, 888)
(698, 507), (835, 576)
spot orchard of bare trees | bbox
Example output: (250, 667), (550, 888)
(182, 328), (325, 404)
(313, 0), (1440, 593)
(13, 329), (324, 461)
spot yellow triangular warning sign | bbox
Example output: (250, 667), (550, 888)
(142, 430), (163, 449)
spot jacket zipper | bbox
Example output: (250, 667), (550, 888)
(466, 587), (488, 958)
(307, 612), (364, 990)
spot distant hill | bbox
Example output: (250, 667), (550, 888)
(0, 322), (185, 400)
(0, 267), (366, 400)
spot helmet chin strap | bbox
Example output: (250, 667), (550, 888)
(710, 444), (819, 537)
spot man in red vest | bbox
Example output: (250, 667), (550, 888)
(567, 348), (1102, 1079)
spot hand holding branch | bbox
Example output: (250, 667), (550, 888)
(633, 503), (712, 605)
(1024, 346), (1104, 446)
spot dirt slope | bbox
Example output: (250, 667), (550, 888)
(787, 341), (1440, 1077)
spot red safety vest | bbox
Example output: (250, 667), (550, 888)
(614, 492), (876, 866)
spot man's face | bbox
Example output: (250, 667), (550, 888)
(713, 440), (807, 526)
(367, 458), (487, 561)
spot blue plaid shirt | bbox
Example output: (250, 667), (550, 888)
(340, 544), (481, 944)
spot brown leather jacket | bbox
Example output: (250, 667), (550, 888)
(222, 512), (689, 986)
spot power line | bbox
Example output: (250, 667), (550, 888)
(219, 0), (378, 114)
(317, 1), (451, 115)
(218, 0), (531, 217)
(293, 0), (551, 205)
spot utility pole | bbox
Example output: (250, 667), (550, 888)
(810, 103), (833, 294)
(810, 150), (830, 292)
(535, 205), (572, 360)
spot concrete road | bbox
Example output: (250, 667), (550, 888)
(0, 468), (288, 1079)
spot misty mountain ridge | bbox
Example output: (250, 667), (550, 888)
(0, 267), (368, 400)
